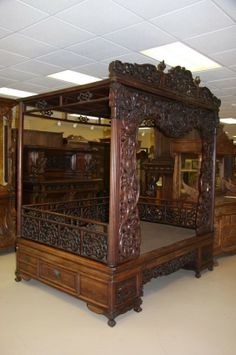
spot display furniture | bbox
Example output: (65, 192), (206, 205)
(15, 61), (220, 326)
(0, 97), (16, 251)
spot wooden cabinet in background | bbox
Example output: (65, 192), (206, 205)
(214, 196), (236, 255)
(0, 97), (16, 251)
(22, 130), (110, 204)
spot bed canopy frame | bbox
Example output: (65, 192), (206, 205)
(15, 60), (220, 326)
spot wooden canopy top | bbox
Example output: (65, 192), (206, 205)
(19, 60), (220, 119)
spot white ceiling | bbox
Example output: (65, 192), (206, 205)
(0, 0), (236, 134)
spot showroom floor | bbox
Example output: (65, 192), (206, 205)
(1, 251), (236, 355)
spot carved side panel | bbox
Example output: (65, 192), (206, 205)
(142, 251), (196, 284)
(109, 83), (218, 264)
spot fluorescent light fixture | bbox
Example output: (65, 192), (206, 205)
(0, 87), (36, 98)
(48, 70), (101, 85)
(139, 127), (151, 130)
(141, 42), (221, 72)
(220, 118), (236, 124)
(69, 114), (99, 121)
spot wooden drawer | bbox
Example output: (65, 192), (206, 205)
(39, 261), (77, 294)
(18, 252), (38, 276)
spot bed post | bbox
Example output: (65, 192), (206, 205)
(108, 81), (141, 267)
(108, 113), (121, 267)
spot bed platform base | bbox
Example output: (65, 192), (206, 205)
(16, 235), (213, 326)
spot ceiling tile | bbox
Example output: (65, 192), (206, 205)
(101, 52), (161, 66)
(193, 67), (236, 82)
(185, 25), (236, 54)
(218, 87), (236, 96)
(207, 77), (236, 89)
(0, 0), (48, 31)
(113, 0), (201, 19)
(210, 48), (236, 67)
(56, 0), (143, 35)
(213, 0), (236, 21)
(151, 0), (234, 39)
(104, 22), (175, 51)
(7, 81), (48, 93)
(19, 0), (84, 15)
(26, 76), (74, 89)
(0, 34), (57, 58)
(36, 50), (95, 68)
(230, 65), (236, 72)
(0, 26), (12, 39)
(73, 62), (109, 78)
(0, 76), (18, 87)
(0, 68), (38, 81)
(20, 18), (95, 48)
(0, 49), (29, 67)
(12, 60), (64, 75)
(220, 95), (236, 103)
(68, 38), (129, 61)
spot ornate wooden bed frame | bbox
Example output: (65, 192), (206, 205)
(15, 61), (220, 326)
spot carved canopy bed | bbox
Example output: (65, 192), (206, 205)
(15, 61), (220, 326)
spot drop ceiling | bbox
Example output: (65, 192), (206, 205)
(0, 0), (235, 135)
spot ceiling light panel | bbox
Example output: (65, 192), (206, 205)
(141, 42), (221, 72)
(220, 118), (236, 124)
(48, 70), (101, 84)
(0, 87), (36, 98)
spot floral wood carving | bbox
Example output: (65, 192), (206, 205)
(142, 251), (196, 284)
(109, 61), (221, 109)
(109, 82), (218, 262)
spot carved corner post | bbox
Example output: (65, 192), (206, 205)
(108, 82), (141, 267)
(196, 116), (217, 235)
(194, 113), (218, 275)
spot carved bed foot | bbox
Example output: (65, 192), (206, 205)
(134, 305), (142, 313)
(107, 319), (116, 327)
(133, 296), (143, 313)
(213, 259), (219, 267)
(195, 271), (201, 278)
(208, 264), (214, 271)
(15, 271), (22, 282)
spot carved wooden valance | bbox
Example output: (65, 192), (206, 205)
(109, 60), (221, 111)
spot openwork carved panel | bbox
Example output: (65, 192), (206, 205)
(109, 82), (218, 263)
(22, 204), (108, 263)
(142, 251), (196, 284)
(138, 200), (197, 229)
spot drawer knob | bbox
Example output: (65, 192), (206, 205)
(54, 269), (61, 280)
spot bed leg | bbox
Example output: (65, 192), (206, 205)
(15, 271), (22, 282)
(195, 271), (201, 278)
(107, 319), (116, 327)
(134, 298), (143, 313)
(134, 305), (142, 313)
(208, 264), (214, 271)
